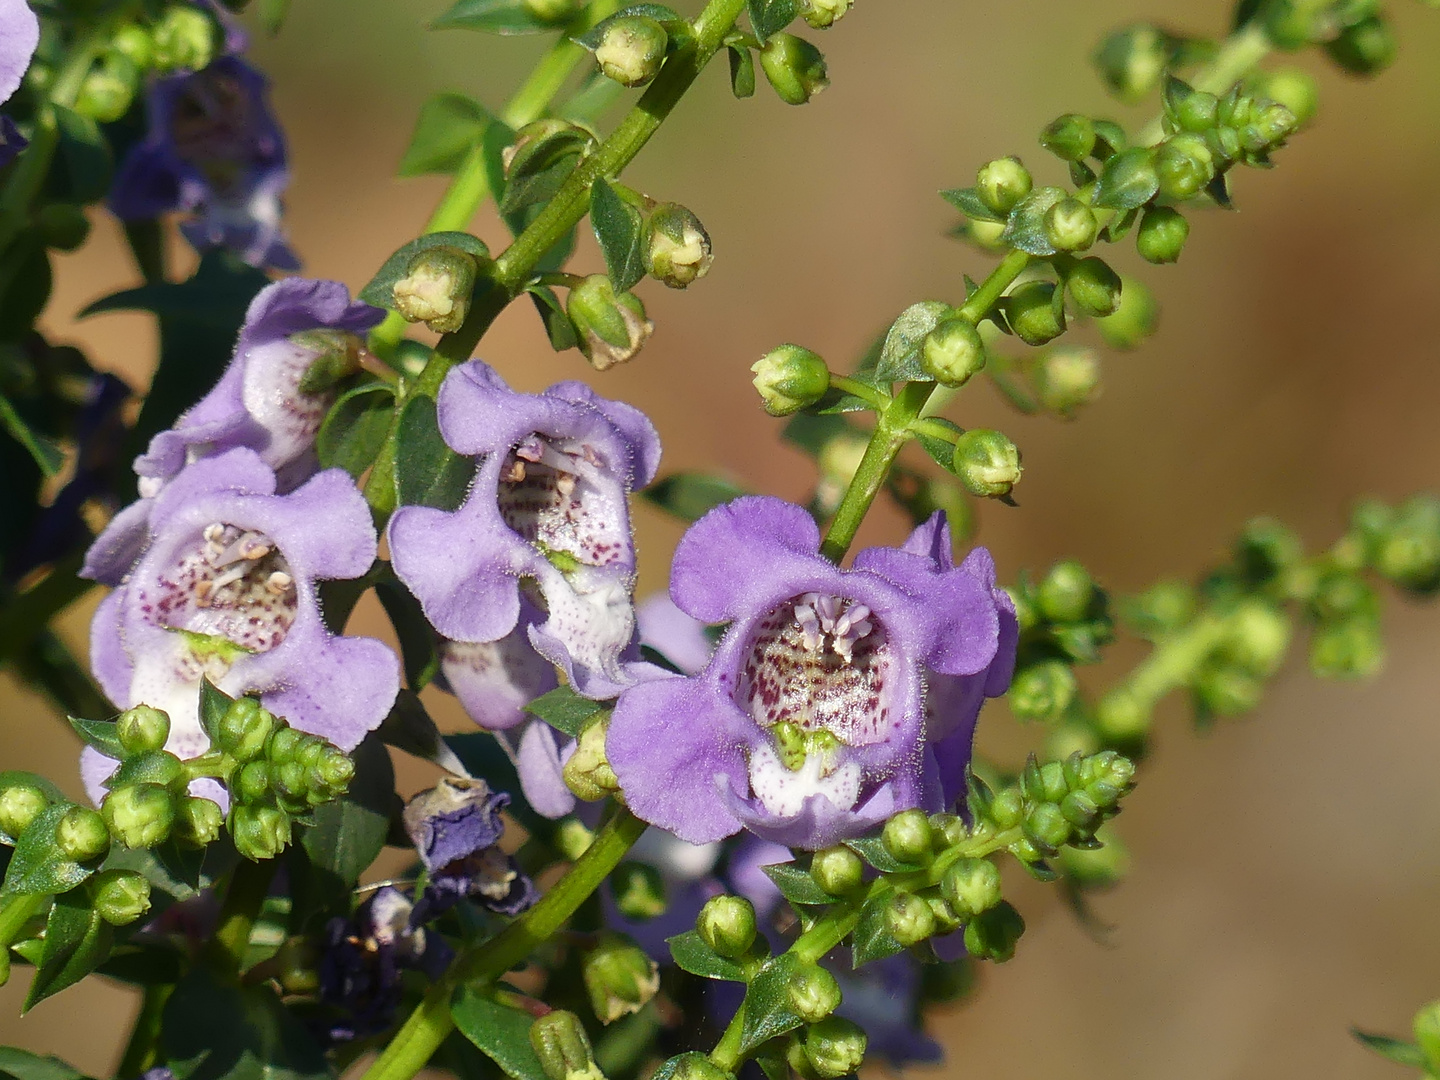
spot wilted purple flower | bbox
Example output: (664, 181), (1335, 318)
(110, 55), (297, 269)
(81, 448), (399, 801)
(0, 0), (38, 168)
(607, 498), (1017, 849)
(83, 278), (382, 587)
(403, 777), (535, 926)
(389, 360), (661, 699)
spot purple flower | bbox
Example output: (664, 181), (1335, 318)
(109, 56), (297, 270)
(83, 278), (382, 587)
(389, 360), (661, 699)
(402, 777), (535, 925)
(0, 0), (38, 168)
(607, 498), (1017, 849)
(831, 954), (942, 1067)
(81, 448), (399, 801)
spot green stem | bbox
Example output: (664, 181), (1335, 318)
(829, 375), (890, 411)
(0, 893), (49, 987)
(203, 859), (275, 983)
(1105, 612), (1231, 713)
(115, 983), (173, 1078)
(358, 806), (648, 1080)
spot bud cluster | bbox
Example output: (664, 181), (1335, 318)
(61, 6), (218, 124)
(1006, 561), (1113, 724)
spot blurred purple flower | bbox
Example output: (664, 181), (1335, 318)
(0, 0), (38, 168)
(109, 55), (297, 269)
(608, 498), (1017, 849)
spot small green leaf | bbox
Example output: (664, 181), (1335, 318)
(358, 232), (491, 312)
(51, 107), (113, 205)
(1351, 1030), (1428, 1068)
(0, 393), (64, 478)
(843, 835), (924, 874)
(747, 0), (799, 41)
(666, 930), (748, 981)
(738, 952), (804, 1053)
(641, 473), (748, 522)
(1, 805), (93, 898)
(433, 0), (565, 33)
(451, 988), (550, 1080)
(1091, 147), (1159, 211)
(1103, 207), (1138, 242)
(574, 4), (687, 48)
(728, 44), (756, 98)
(875, 300), (952, 382)
(67, 717), (123, 760)
(317, 383), (395, 480)
(522, 686), (603, 738)
(850, 890), (905, 967)
(375, 578), (439, 690)
(399, 93), (494, 177)
(500, 127), (591, 220)
(939, 187), (1004, 223)
(393, 396), (479, 511)
(999, 186), (1066, 257)
(25, 890), (112, 1010)
(761, 863), (832, 906)
(198, 678), (232, 744)
(527, 285), (580, 352)
(590, 178), (648, 293)
(103, 841), (216, 902)
(0, 1048), (90, 1080)
(0, 236), (53, 341)
(913, 418), (964, 472)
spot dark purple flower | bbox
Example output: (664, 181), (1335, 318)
(607, 498), (1017, 849)
(81, 448), (399, 802)
(109, 55), (296, 270)
(0, 114), (24, 168)
(389, 360), (661, 699)
(403, 777), (535, 925)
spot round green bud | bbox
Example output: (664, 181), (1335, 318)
(151, 5), (216, 73)
(786, 963), (842, 1023)
(975, 157), (1032, 216)
(175, 796), (224, 848)
(803, 1017), (867, 1079)
(1223, 601), (1291, 677)
(1155, 133), (1215, 200)
(1413, 1001), (1440, 1073)
(1058, 790), (1100, 830)
(1080, 751), (1135, 805)
(961, 900), (1025, 963)
(75, 53), (137, 123)
(1008, 659), (1077, 722)
(229, 804), (292, 861)
(0, 781), (48, 839)
(1174, 89), (1219, 133)
(1195, 665), (1262, 716)
(530, 1009), (603, 1080)
(236, 761), (271, 803)
(882, 809), (934, 864)
(110, 24), (154, 70)
(393, 247), (479, 334)
(1066, 257), (1122, 318)
(217, 697), (276, 762)
(1263, 1), (1317, 50)
(1005, 280), (1065, 346)
(884, 891), (936, 947)
(696, 895), (757, 958)
(1043, 197), (1098, 253)
(1038, 560), (1096, 623)
(760, 33), (829, 106)
(266, 725), (305, 765)
(612, 861), (668, 921)
(942, 857), (1003, 918)
(988, 786), (1024, 830)
(1308, 618), (1383, 680)
(751, 344), (830, 416)
(36, 203), (91, 252)
(925, 892), (962, 934)
(1128, 580), (1196, 636)
(1035, 347), (1101, 419)
(523, 0), (580, 21)
(1092, 24), (1169, 103)
(1095, 274), (1158, 350)
(563, 716), (619, 801)
(314, 747), (355, 794)
(1039, 113), (1095, 162)
(800, 0), (852, 30)
(583, 934), (660, 1023)
(920, 318), (985, 388)
(102, 783), (175, 849)
(810, 845), (864, 896)
(952, 428), (1022, 499)
(1136, 206), (1189, 264)
(1324, 15), (1396, 76)
(596, 16), (669, 87)
(1094, 685), (1151, 746)
(117, 705), (171, 756)
(647, 203), (713, 289)
(1255, 69), (1318, 127)
(1237, 516), (1304, 581)
(56, 805), (111, 862)
(1033, 760), (1068, 803)
(90, 869), (152, 926)
(568, 275), (653, 371)
(1057, 826), (1129, 888)
(273, 760), (309, 804)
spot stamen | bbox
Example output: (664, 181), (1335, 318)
(266, 571), (293, 594)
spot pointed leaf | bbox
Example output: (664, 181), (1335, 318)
(850, 890), (905, 967)
(67, 717), (123, 760)
(939, 187), (1003, 223)
(738, 952), (804, 1053)
(25, 890), (112, 1010)
(317, 383), (396, 480)
(641, 473), (748, 522)
(747, 0), (798, 41)
(728, 45), (756, 98)
(0, 1049), (90, 1080)
(451, 989), (550, 1080)
(913, 418), (963, 472)
(399, 93), (494, 177)
(666, 930), (748, 981)
(762, 863), (833, 907)
(433, 0), (565, 34)
(527, 285), (579, 352)
(0, 393), (64, 478)
(875, 301), (952, 382)
(1091, 148), (1159, 211)
(590, 178), (648, 293)
(842, 835), (924, 874)
(999, 186), (1065, 257)
(1350, 1030), (1427, 1068)
(198, 678), (233, 744)
(393, 396), (479, 511)
(522, 685), (603, 738)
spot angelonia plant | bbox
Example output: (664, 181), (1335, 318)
(0, 0), (1437, 1078)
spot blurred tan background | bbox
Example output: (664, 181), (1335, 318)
(5, 0), (1440, 1076)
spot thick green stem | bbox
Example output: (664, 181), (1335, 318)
(115, 983), (173, 1078)
(203, 859), (275, 983)
(358, 806), (648, 1080)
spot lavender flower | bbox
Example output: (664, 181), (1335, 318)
(83, 278), (382, 587)
(0, 0), (38, 168)
(607, 497), (1017, 849)
(389, 360), (661, 699)
(109, 55), (297, 269)
(81, 448), (399, 801)
(403, 777), (535, 925)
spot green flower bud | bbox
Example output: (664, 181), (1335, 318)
(102, 784), (175, 849)
(952, 429), (1022, 499)
(925, 892), (962, 934)
(881, 809), (933, 864)
(563, 716), (619, 801)
(151, 5), (216, 73)
(1173, 89), (1219, 133)
(1413, 1001), (1440, 1073)
(1136, 206), (1189, 264)
(810, 845), (865, 896)
(1043, 198), (1098, 253)
(1195, 664), (1262, 716)
(1309, 618), (1383, 680)
(111, 25), (154, 70)
(803, 1017), (867, 1079)
(583, 934), (660, 1023)
(1040, 114), (1095, 162)
(1095, 274), (1158, 349)
(531, 1010), (605, 1080)
(111, 749), (186, 790)
(800, 0), (852, 29)
(1038, 560), (1097, 623)
(942, 857), (1002, 918)
(647, 203), (713, 289)
(975, 157), (1032, 216)
(1008, 659), (1077, 722)
(988, 786), (1024, 829)
(596, 16), (669, 87)
(1374, 496), (1440, 592)
(1066, 257), (1122, 318)
(786, 963), (842, 1023)
(1126, 580), (1196, 637)
(1093, 24), (1170, 104)
(1005, 280), (1065, 346)
(117, 705), (171, 756)
(313, 746), (355, 796)
(696, 895), (757, 958)
(1093, 688), (1150, 748)
(921, 318), (985, 387)
(524, 0), (581, 21)
(1080, 751), (1135, 806)
(74, 54), (137, 123)
(961, 900), (1025, 962)
(174, 796), (223, 848)
(0, 781), (48, 839)
(1263, 0), (1318, 50)
(36, 204), (91, 252)
(1155, 133), (1215, 200)
(1254, 69), (1318, 127)
(1058, 789), (1100, 830)
(760, 34), (829, 105)
(393, 247), (479, 334)
(1057, 825), (1129, 888)
(1324, 15), (1396, 76)
(751, 344), (830, 416)
(236, 761), (271, 804)
(1035, 347), (1101, 418)
(884, 891), (936, 947)
(611, 861), (667, 920)
(1237, 517), (1304, 582)
(568, 275), (653, 371)
(218, 696), (277, 763)
(55, 805), (110, 862)
(229, 803), (292, 861)
(273, 760), (309, 805)
(90, 869), (152, 926)
(1223, 601), (1291, 677)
